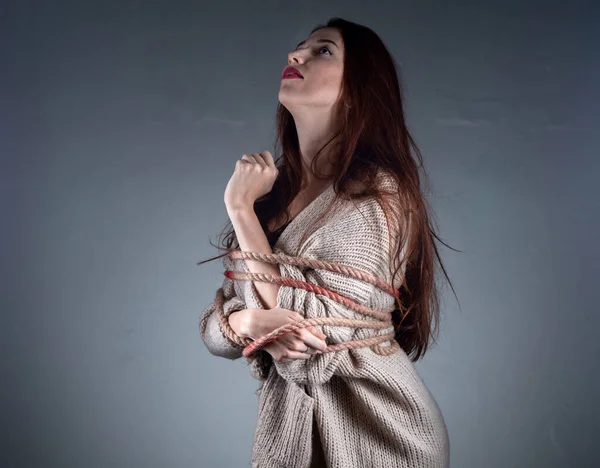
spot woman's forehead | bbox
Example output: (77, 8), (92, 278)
(302, 28), (343, 48)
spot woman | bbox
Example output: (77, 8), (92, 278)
(199, 17), (456, 468)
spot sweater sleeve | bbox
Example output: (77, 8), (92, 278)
(246, 196), (402, 385)
(199, 251), (276, 379)
(198, 260), (249, 360)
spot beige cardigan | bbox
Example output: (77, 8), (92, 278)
(200, 171), (450, 467)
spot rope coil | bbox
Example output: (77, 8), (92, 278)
(214, 249), (401, 358)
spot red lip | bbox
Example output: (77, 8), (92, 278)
(282, 66), (303, 79)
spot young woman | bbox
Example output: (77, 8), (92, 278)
(199, 17), (456, 468)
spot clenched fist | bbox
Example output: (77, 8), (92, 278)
(224, 151), (278, 212)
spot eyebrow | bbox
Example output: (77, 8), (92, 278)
(295, 38), (339, 49)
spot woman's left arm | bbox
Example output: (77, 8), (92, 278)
(227, 207), (282, 310)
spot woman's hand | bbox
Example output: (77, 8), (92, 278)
(224, 151), (278, 212)
(248, 308), (328, 362)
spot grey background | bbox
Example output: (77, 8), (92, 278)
(2, 1), (599, 467)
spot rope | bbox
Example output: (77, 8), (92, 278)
(214, 249), (401, 358)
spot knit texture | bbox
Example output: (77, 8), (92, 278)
(199, 170), (450, 467)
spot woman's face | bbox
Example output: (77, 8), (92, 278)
(278, 27), (345, 114)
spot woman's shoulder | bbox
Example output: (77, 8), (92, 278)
(335, 169), (400, 219)
(295, 168), (403, 251)
(374, 167), (402, 194)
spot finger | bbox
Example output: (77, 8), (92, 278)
(240, 154), (255, 163)
(250, 153), (267, 168)
(265, 339), (314, 362)
(281, 350), (313, 361)
(309, 326), (327, 340)
(286, 313), (326, 343)
(298, 329), (328, 352)
(263, 341), (288, 360)
(260, 151), (275, 167)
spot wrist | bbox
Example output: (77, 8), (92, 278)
(226, 204), (254, 218)
(228, 309), (254, 339)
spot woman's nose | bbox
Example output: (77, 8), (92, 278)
(288, 50), (304, 64)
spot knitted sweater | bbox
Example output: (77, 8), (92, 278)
(199, 171), (450, 467)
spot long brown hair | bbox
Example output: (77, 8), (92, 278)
(198, 17), (460, 361)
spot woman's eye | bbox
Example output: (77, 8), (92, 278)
(292, 46), (331, 55)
